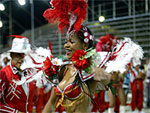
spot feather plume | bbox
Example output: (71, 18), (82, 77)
(105, 38), (143, 73)
(96, 34), (117, 52)
(13, 47), (52, 87)
(8, 35), (27, 38)
(43, 0), (88, 35)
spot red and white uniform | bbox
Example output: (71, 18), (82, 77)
(91, 91), (109, 113)
(0, 64), (35, 113)
(130, 68), (144, 111)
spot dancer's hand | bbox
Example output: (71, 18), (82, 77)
(93, 68), (110, 85)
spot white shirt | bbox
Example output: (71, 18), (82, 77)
(130, 68), (138, 82)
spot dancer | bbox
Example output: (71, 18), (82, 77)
(42, 19), (110, 113)
(107, 71), (126, 113)
(92, 34), (117, 113)
(42, 0), (111, 112)
(96, 34), (126, 113)
(42, 0), (144, 112)
(130, 60), (146, 113)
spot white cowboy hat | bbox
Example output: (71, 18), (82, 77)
(9, 35), (31, 53)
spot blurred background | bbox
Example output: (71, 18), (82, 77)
(0, 0), (150, 58)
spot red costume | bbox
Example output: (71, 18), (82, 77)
(33, 87), (52, 113)
(92, 91), (109, 113)
(56, 83), (83, 99)
(130, 68), (144, 111)
(0, 64), (35, 113)
(55, 64), (86, 108)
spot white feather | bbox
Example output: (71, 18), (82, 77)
(15, 47), (53, 87)
(21, 47), (51, 70)
(105, 37), (143, 73)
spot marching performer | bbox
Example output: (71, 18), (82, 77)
(96, 34), (126, 113)
(0, 35), (35, 113)
(130, 60), (146, 113)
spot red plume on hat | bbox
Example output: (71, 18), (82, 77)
(43, 0), (88, 35)
(96, 34), (117, 52)
(8, 35), (30, 42)
(8, 35), (26, 38)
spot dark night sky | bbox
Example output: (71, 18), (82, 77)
(1, 0), (50, 33)
(1, 0), (51, 44)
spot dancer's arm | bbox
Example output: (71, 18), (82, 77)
(42, 87), (57, 113)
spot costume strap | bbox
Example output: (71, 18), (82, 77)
(56, 91), (84, 108)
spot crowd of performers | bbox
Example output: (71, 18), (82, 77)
(0, 0), (150, 113)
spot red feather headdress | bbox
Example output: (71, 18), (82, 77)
(43, 0), (88, 35)
(96, 34), (117, 52)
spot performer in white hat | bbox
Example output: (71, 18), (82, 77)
(130, 60), (146, 113)
(9, 36), (30, 53)
(0, 35), (35, 113)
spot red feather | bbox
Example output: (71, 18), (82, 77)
(43, 0), (88, 35)
(8, 35), (30, 42)
(29, 54), (42, 65)
(8, 35), (26, 38)
(96, 34), (117, 52)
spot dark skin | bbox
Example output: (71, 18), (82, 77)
(107, 72), (126, 108)
(64, 33), (88, 59)
(43, 34), (110, 113)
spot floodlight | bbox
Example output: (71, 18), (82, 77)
(98, 16), (105, 22)
(18, 0), (26, 6)
(0, 3), (5, 11)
